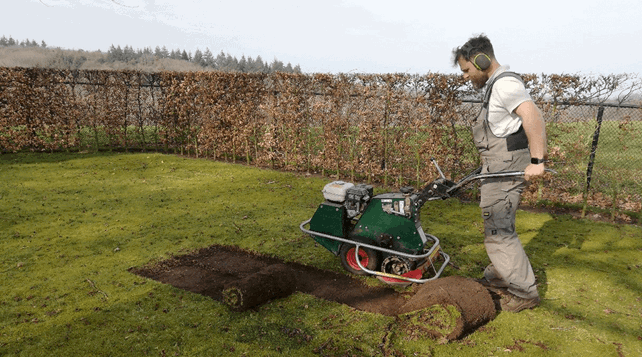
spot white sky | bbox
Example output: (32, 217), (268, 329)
(4, 0), (642, 75)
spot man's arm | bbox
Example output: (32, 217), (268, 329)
(515, 100), (547, 180)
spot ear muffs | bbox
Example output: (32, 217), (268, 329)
(461, 43), (492, 71)
(473, 53), (491, 71)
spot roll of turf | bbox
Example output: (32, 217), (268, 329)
(222, 264), (297, 312)
(395, 276), (496, 340)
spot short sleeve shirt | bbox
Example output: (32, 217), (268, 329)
(486, 65), (532, 138)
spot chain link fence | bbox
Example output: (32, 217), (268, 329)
(555, 103), (641, 214)
(459, 99), (642, 217)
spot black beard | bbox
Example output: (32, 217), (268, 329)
(473, 78), (486, 89)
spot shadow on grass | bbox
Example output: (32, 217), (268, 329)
(525, 213), (642, 340)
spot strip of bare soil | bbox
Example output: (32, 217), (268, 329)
(130, 244), (495, 340)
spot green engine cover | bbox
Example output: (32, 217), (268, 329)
(308, 201), (347, 254)
(350, 193), (424, 254)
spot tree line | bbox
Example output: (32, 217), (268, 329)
(1, 35), (302, 73)
(1, 35), (46, 48)
(106, 44), (301, 73)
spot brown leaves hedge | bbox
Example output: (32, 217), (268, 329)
(1, 67), (640, 214)
(0, 68), (477, 186)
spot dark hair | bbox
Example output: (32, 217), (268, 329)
(452, 34), (495, 67)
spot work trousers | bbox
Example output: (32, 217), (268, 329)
(480, 174), (539, 300)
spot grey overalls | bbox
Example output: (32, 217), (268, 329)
(472, 71), (539, 299)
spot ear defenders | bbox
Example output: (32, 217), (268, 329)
(461, 43), (491, 71)
(472, 53), (491, 71)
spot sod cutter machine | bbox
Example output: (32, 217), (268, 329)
(300, 159), (553, 285)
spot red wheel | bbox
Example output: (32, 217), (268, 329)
(346, 247), (368, 270)
(339, 244), (380, 276)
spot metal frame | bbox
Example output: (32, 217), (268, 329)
(300, 219), (450, 283)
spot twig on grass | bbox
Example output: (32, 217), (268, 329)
(86, 278), (109, 301)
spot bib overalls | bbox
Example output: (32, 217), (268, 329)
(472, 72), (539, 300)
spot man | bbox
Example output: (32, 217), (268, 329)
(452, 34), (547, 312)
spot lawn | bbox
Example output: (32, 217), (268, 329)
(1, 152), (640, 356)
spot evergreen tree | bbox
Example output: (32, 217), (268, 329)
(123, 45), (136, 62)
(154, 46), (163, 58)
(192, 49), (204, 66)
(8, 37), (16, 46)
(215, 50), (227, 69)
(107, 44), (115, 60)
(246, 56), (256, 72)
(270, 58), (285, 73)
(256, 56), (269, 73)
(116, 45), (125, 60)
(41, 40), (47, 48)
(161, 46), (169, 58)
(248, 55), (266, 73)
(203, 48), (214, 67)
(238, 55), (247, 73)
(0, 36), (7, 46)
(181, 50), (190, 61)
(227, 54), (239, 72)
(107, 44), (124, 62)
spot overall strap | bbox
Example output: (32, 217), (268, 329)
(473, 71), (530, 154)
(482, 71), (524, 109)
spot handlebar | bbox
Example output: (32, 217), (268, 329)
(447, 168), (557, 195)
(416, 159), (557, 204)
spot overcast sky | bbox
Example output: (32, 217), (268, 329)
(5, 0), (641, 75)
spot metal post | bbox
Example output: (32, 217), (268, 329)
(585, 106), (605, 195)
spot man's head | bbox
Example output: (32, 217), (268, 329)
(452, 34), (497, 89)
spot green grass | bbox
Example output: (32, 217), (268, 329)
(1, 152), (641, 356)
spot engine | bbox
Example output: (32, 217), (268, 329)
(322, 181), (373, 218)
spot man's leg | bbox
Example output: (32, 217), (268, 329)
(481, 187), (538, 300)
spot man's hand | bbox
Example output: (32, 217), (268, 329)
(524, 163), (545, 181)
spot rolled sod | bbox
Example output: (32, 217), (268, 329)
(395, 276), (496, 340)
(222, 264), (297, 312)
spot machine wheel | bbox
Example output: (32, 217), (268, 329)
(339, 244), (380, 276)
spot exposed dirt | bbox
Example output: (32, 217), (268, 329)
(130, 244), (496, 340)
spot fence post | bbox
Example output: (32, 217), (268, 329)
(582, 105), (605, 217)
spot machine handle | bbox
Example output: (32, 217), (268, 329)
(430, 157), (447, 180)
(446, 168), (557, 195)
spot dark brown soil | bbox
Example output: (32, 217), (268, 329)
(130, 244), (496, 340)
